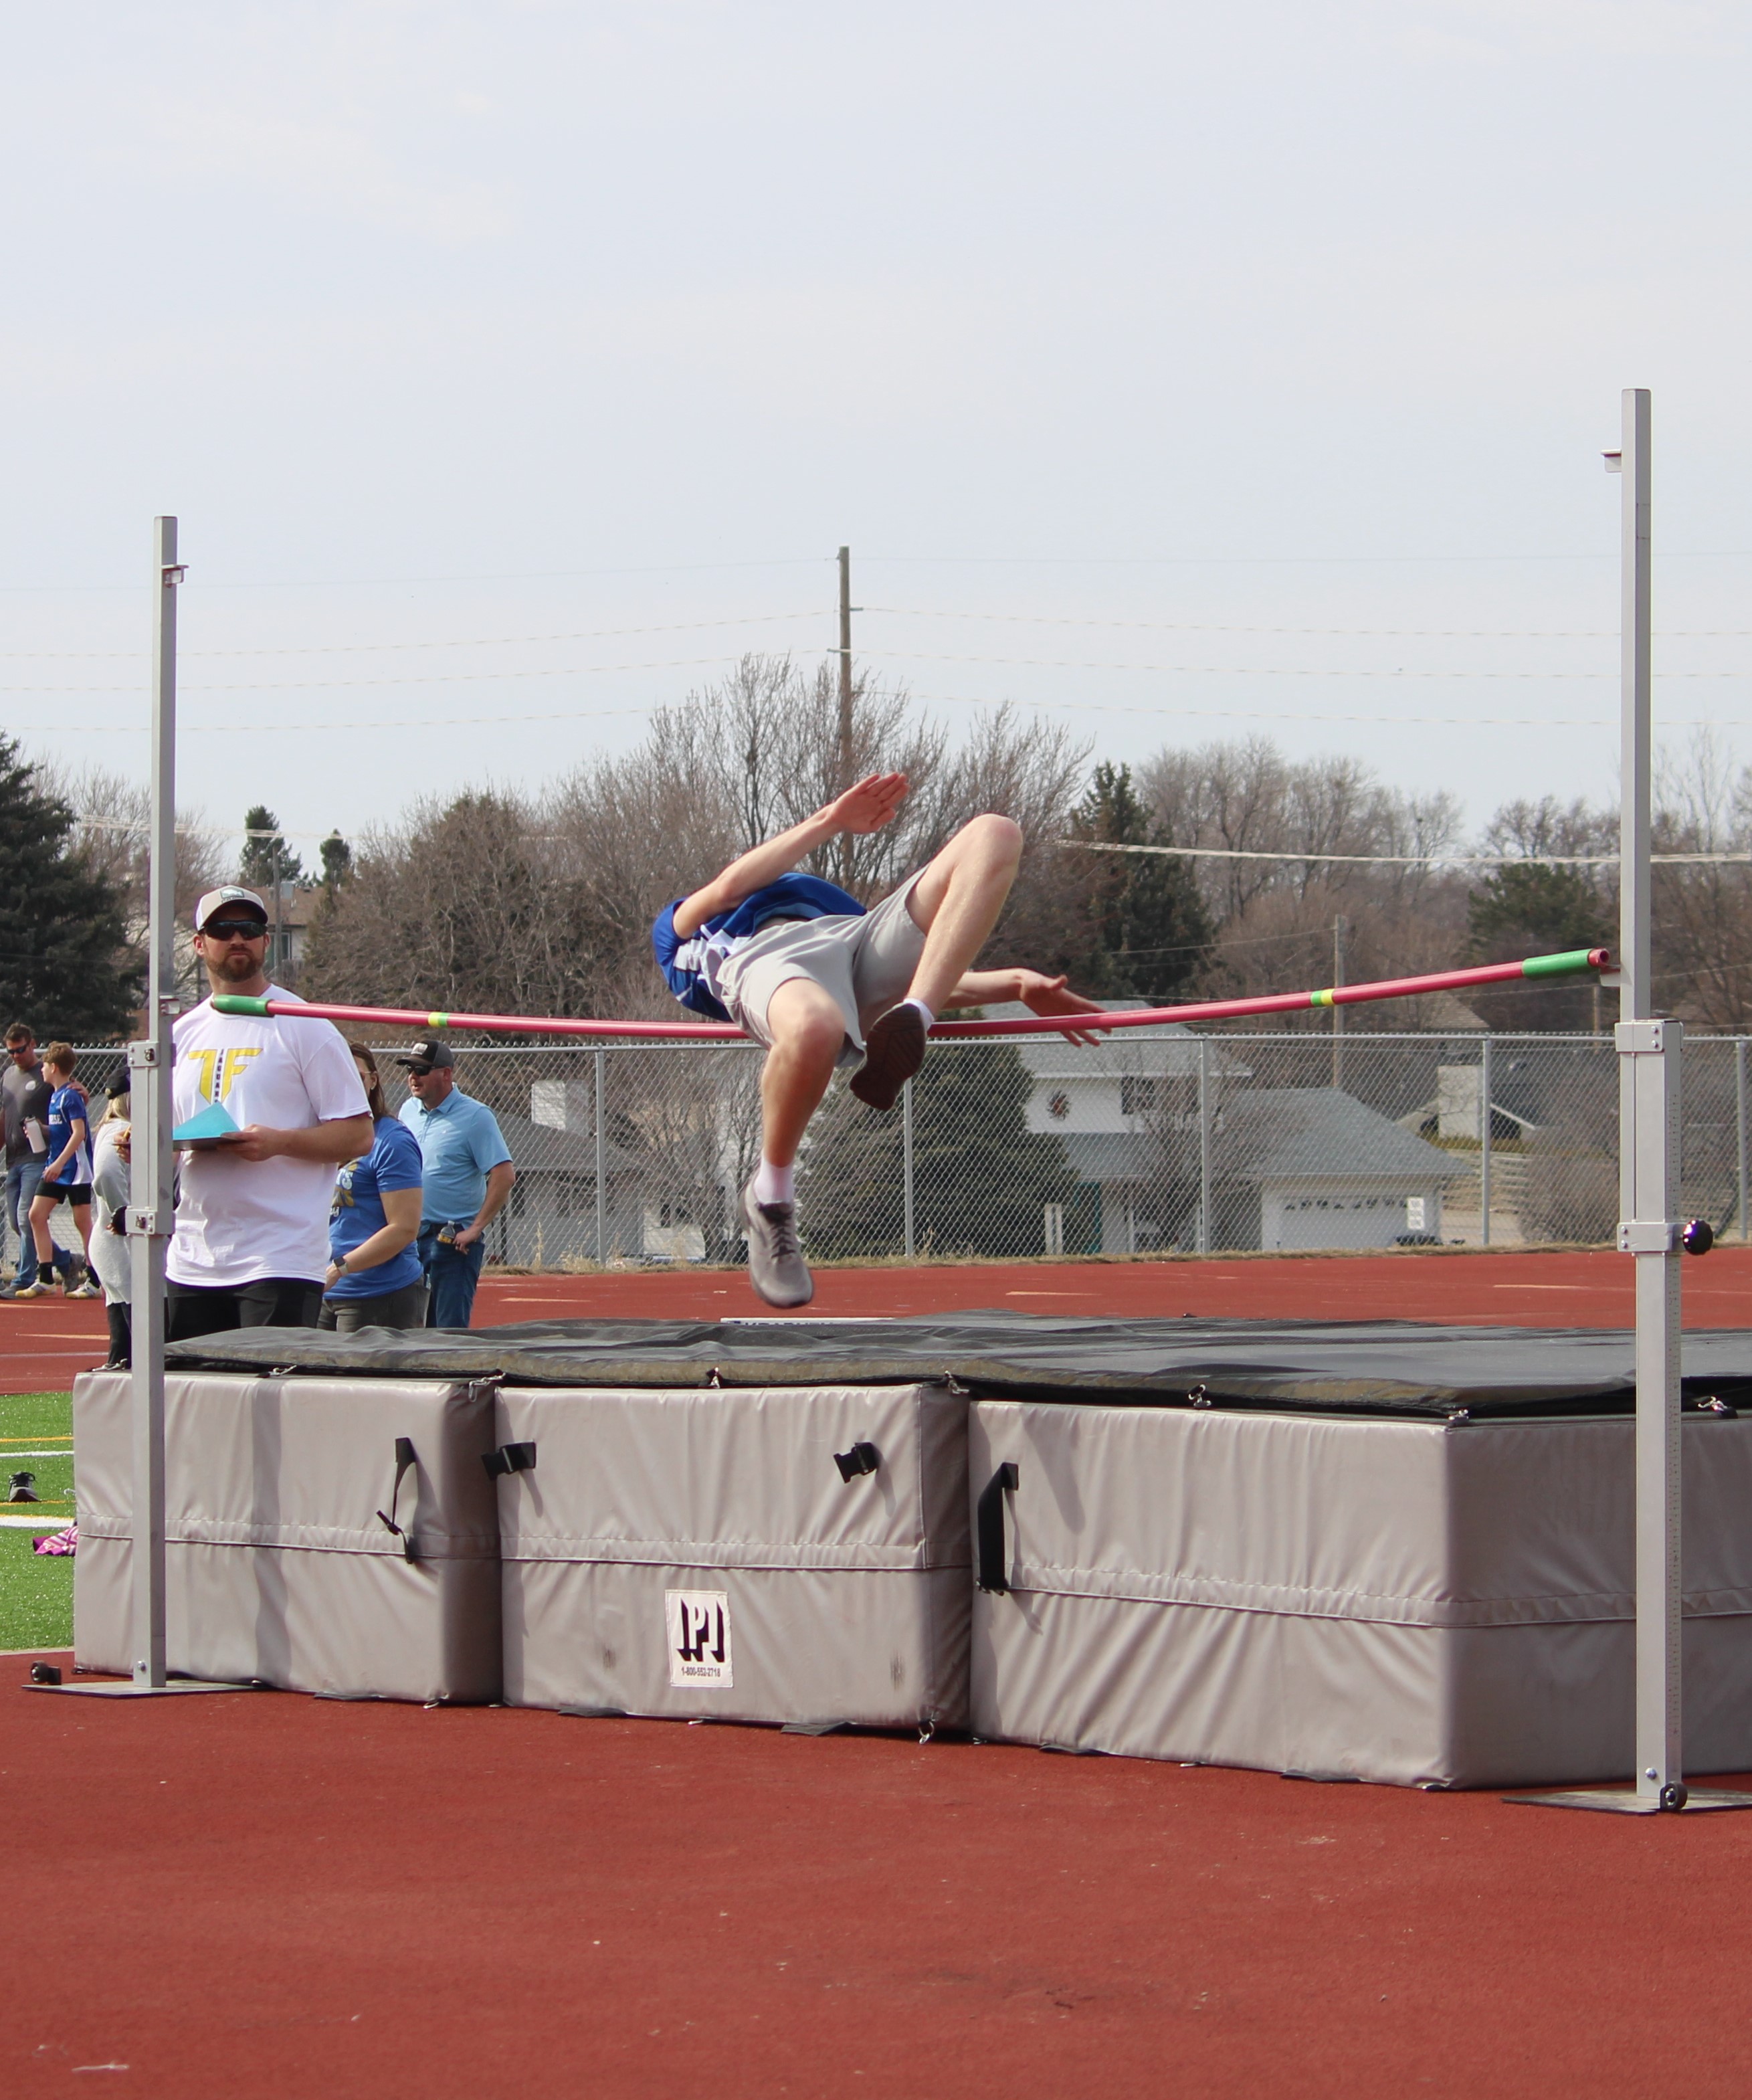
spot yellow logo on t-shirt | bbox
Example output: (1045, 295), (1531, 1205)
(187, 1045), (262, 1104)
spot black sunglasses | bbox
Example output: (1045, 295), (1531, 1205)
(203, 919), (267, 940)
(405, 1064), (435, 1078)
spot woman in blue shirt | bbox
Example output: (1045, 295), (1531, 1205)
(319, 1044), (427, 1333)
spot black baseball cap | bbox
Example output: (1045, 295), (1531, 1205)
(394, 1038), (455, 1070)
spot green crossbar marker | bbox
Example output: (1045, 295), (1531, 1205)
(1520, 948), (1597, 980)
(211, 995), (272, 1017)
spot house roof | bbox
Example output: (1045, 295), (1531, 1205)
(979, 1001), (1252, 1080)
(1220, 1089), (1468, 1183)
(1058, 1088), (1466, 1187)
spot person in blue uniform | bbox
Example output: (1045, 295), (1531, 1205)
(19, 1042), (97, 1298)
(652, 771), (1104, 1309)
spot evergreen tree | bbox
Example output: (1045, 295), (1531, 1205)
(1466, 862), (1612, 1031)
(1467, 862), (1609, 958)
(239, 806), (304, 890)
(0, 735), (141, 1039)
(1070, 762), (1213, 1000)
(319, 832), (353, 896)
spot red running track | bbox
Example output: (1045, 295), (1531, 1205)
(11, 1248), (1752, 2093)
(7, 1244), (1751, 1394)
(7, 1675), (1752, 2098)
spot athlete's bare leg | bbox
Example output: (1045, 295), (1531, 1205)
(759, 977), (849, 1169)
(900, 813), (1024, 1013)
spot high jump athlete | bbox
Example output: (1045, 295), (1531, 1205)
(652, 773), (1105, 1307)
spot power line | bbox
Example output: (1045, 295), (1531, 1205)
(0, 652), (750, 694)
(876, 648), (1752, 681)
(872, 605), (1752, 641)
(1065, 840), (1747, 868)
(871, 606), (1625, 640)
(0, 612), (825, 662)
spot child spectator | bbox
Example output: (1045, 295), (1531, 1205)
(17, 1043), (96, 1299)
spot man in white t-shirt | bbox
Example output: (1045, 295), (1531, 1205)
(166, 886), (373, 1340)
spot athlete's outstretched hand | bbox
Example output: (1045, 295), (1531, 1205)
(826, 772), (908, 836)
(1015, 971), (1110, 1046)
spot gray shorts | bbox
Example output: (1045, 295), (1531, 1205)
(719, 872), (927, 1068)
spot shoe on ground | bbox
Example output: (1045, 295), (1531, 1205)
(68, 1280), (102, 1299)
(7, 1471), (39, 1503)
(741, 1178), (813, 1309)
(11, 1277), (56, 1298)
(851, 1002), (927, 1112)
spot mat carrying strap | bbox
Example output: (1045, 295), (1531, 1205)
(376, 1436), (420, 1561)
(976, 1461), (1019, 1594)
(834, 1440), (880, 1482)
(482, 1440), (538, 1481)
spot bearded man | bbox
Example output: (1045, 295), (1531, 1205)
(165, 886), (372, 1339)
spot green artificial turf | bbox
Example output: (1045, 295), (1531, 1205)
(0, 1390), (74, 1652)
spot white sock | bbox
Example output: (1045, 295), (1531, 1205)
(753, 1158), (795, 1206)
(902, 996), (935, 1028)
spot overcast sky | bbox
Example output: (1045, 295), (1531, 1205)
(5, 1), (1751, 864)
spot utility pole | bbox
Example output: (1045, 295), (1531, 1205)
(838, 545), (854, 789)
(1331, 917), (1347, 1089)
(838, 545), (855, 886)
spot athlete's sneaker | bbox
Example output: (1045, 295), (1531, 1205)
(741, 1179), (813, 1309)
(7, 1471), (39, 1503)
(11, 1277), (56, 1299)
(67, 1279), (102, 1299)
(851, 1001), (928, 1112)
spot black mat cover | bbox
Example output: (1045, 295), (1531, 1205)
(161, 1311), (1752, 1420)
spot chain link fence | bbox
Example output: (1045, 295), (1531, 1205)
(17, 1029), (1751, 1277)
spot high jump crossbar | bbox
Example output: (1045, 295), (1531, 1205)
(211, 947), (1610, 1044)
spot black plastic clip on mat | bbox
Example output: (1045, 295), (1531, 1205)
(976, 1462), (1019, 1594)
(482, 1441), (538, 1480)
(376, 1436), (420, 1561)
(834, 1441), (880, 1482)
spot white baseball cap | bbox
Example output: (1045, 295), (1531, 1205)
(193, 886), (269, 932)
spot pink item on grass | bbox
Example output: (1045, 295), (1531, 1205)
(32, 1525), (76, 1557)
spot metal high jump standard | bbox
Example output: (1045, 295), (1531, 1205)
(32, 518), (240, 1699)
(1514, 393), (1751, 1812)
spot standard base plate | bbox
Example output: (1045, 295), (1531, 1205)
(24, 1679), (258, 1699)
(1505, 1787), (1752, 1814)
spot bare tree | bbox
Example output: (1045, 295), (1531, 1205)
(49, 762), (225, 932)
(305, 656), (1094, 1024)
(1131, 737), (1470, 1024)
(1651, 733), (1752, 1030)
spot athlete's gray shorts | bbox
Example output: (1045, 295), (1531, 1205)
(719, 872), (927, 1068)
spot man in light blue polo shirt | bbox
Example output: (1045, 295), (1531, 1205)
(395, 1038), (515, 1329)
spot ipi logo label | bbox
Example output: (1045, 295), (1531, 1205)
(666, 1589), (733, 1689)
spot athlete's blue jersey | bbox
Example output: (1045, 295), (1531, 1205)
(44, 1082), (92, 1185)
(652, 873), (864, 1022)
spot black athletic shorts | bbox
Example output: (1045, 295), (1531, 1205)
(37, 1181), (92, 1208)
(166, 1276), (324, 1341)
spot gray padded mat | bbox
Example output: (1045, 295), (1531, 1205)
(164, 1310), (1752, 1419)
